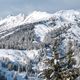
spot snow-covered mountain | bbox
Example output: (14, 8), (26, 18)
(0, 10), (80, 42)
(0, 10), (80, 80)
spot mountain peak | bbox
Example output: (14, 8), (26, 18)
(24, 11), (53, 23)
(54, 10), (80, 22)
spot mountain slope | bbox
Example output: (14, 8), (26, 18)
(0, 10), (80, 63)
(0, 10), (80, 49)
(0, 10), (80, 66)
(0, 10), (80, 80)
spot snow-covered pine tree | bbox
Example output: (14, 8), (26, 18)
(40, 39), (80, 80)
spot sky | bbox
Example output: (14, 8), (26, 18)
(0, 0), (80, 18)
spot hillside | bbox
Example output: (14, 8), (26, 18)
(0, 10), (80, 80)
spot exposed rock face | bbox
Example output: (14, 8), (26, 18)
(0, 24), (35, 50)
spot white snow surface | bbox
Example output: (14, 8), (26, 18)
(24, 11), (53, 23)
(0, 11), (52, 32)
(34, 24), (53, 41)
(0, 14), (25, 32)
(0, 49), (39, 63)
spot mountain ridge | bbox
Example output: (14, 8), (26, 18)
(0, 10), (80, 50)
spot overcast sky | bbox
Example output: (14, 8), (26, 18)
(0, 0), (80, 18)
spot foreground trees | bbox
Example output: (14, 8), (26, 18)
(40, 40), (80, 80)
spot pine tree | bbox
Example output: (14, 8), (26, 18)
(40, 40), (80, 80)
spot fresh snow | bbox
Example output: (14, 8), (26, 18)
(0, 49), (40, 63)
(0, 11), (53, 32)
(0, 14), (25, 32)
(34, 24), (53, 41)
(24, 11), (53, 23)
(54, 10), (80, 22)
